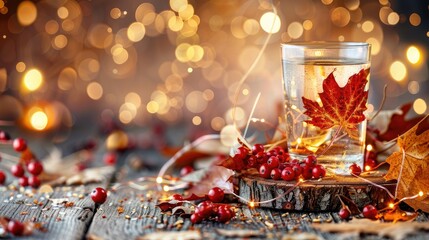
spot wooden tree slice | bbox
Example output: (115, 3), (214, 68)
(238, 173), (397, 212)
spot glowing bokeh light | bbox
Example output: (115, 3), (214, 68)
(30, 110), (48, 131)
(23, 69), (43, 91)
(406, 46), (421, 64)
(87, 82), (103, 100)
(413, 98), (427, 114)
(260, 12), (281, 33)
(17, 1), (37, 26)
(192, 116), (202, 125)
(389, 61), (407, 82)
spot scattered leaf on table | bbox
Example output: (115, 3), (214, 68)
(65, 166), (114, 185)
(49, 198), (70, 206)
(384, 117), (429, 212)
(215, 228), (265, 238)
(186, 166), (234, 196)
(302, 68), (369, 138)
(156, 200), (182, 212)
(171, 206), (193, 216)
(312, 218), (429, 240)
(382, 207), (418, 223)
(377, 103), (429, 142)
(137, 230), (201, 240)
(337, 195), (360, 215)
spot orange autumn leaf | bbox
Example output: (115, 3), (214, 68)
(302, 68), (369, 138)
(384, 116), (429, 212)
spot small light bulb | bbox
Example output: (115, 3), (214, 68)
(388, 203), (395, 208)
(156, 177), (163, 184)
(163, 185), (170, 192)
(365, 165), (371, 171)
(419, 191), (424, 197)
(249, 201), (255, 208)
(366, 144), (373, 152)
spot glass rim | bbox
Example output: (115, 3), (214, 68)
(281, 41), (370, 49)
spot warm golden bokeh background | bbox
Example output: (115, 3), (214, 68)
(0, 0), (427, 140)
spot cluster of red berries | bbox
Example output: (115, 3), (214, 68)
(0, 131), (43, 188)
(190, 201), (234, 224)
(338, 203), (378, 220)
(233, 144), (326, 181)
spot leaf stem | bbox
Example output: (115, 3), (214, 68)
(316, 126), (343, 158)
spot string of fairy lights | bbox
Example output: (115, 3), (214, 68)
(0, 0), (427, 137)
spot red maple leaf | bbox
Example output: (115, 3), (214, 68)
(302, 68), (370, 138)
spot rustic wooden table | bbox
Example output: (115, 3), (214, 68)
(1, 137), (429, 240)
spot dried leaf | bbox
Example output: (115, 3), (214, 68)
(65, 166), (114, 185)
(384, 117), (429, 212)
(382, 207), (418, 223)
(337, 195), (360, 215)
(137, 230), (201, 240)
(313, 218), (429, 240)
(186, 166), (234, 196)
(156, 200), (182, 212)
(215, 228), (265, 238)
(377, 103), (429, 142)
(171, 206), (193, 216)
(281, 232), (324, 240)
(49, 198), (70, 206)
(302, 68), (369, 138)
(38, 184), (54, 194)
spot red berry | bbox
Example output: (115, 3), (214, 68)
(301, 166), (313, 180)
(312, 165), (326, 179)
(0, 130), (10, 141)
(171, 194), (183, 201)
(304, 155), (317, 167)
(103, 152), (117, 165)
(27, 161), (43, 176)
(259, 163), (272, 179)
(252, 144), (265, 155)
(195, 201), (214, 218)
(338, 207), (351, 220)
(91, 187), (108, 204)
(267, 156), (280, 168)
(217, 206), (233, 223)
(270, 168), (282, 180)
(7, 220), (24, 236)
(281, 167), (295, 181)
(28, 176), (40, 188)
(349, 163), (362, 176)
(291, 164), (303, 177)
(0, 170), (5, 184)
(11, 164), (25, 178)
(362, 204), (378, 220)
(208, 187), (224, 203)
(12, 138), (27, 152)
(190, 213), (203, 224)
(235, 146), (249, 159)
(19, 176), (28, 187)
(180, 166), (194, 177)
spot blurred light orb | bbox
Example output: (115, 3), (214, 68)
(57, 6), (69, 19)
(406, 46), (421, 64)
(288, 22), (304, 39)
(45, 20), (59, 35)
(127, 22), (146, 42)
(16, 62), (26, 72)
(170, 0), (188, 12)
(409, 13), (421, 26)
(58, 67), (77, 91)
(87, 82), (103, 100)
(389, 61), (407, 82)
(220, 124), (240, 147)
(17, 1), (37, 26)
(321, 0), (334, 5)
(366, 37), (381, 55)
(110, 8), (122, 19)
(106, 130), (129, 151)
(125, 92), (141, 108)
(303, 20), (313, 30)
(192, 116), (202, 125)
(53, 34), (68, 49)
(331, 7), (350, 27)
(387, 12), (399, 25)
(211, 117), (225, 131)
(413, 98), (427, 114)
(243, 19), (260, 35)
(146, 101), (159, 114)
(23, 69), (43, 91)
(362, 21), (374, 33)
(408, 81), (420, 94)
(260, 12), (281, 33)
(30, 110), (48, 131)
(185, 91), (207, 113)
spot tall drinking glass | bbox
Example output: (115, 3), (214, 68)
(281, 42), (371, 175)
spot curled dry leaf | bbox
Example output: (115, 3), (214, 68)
(384, 117), (429, 212)
(186, 166), (234, 196)
(137, 230), (201, 240)
(171, 206), (194, 217)
(382, 207), (418, 223)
